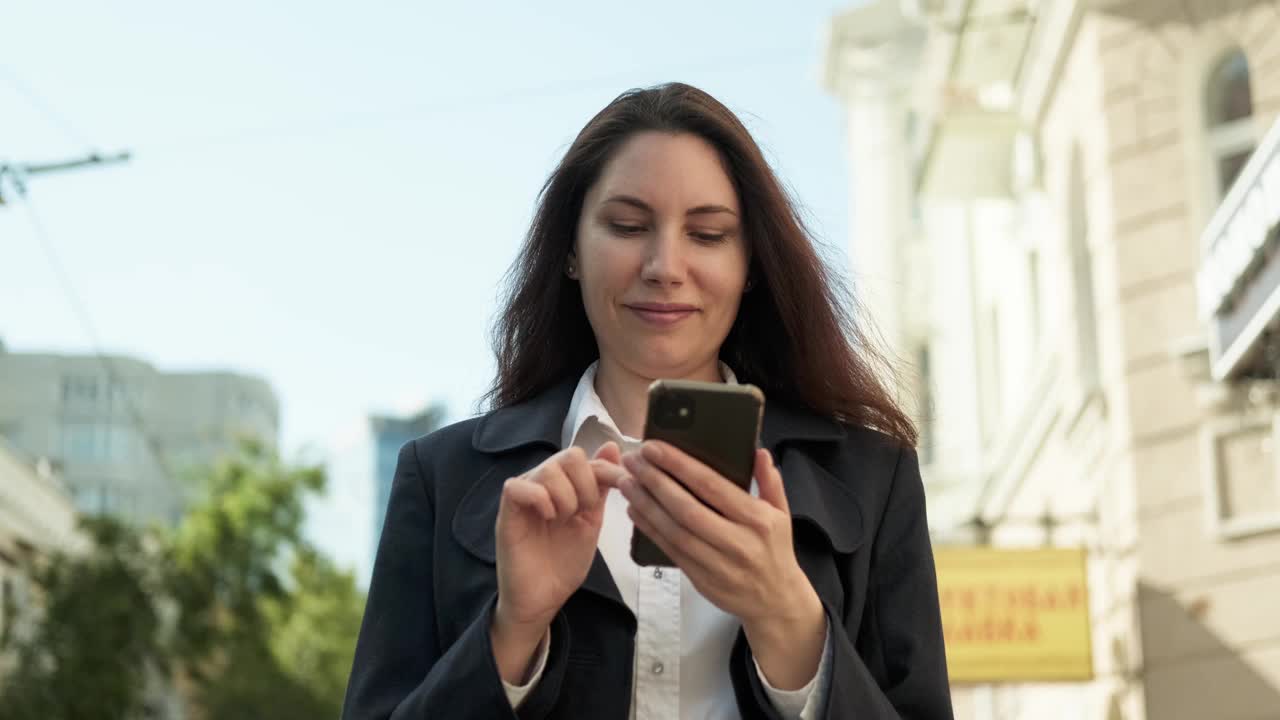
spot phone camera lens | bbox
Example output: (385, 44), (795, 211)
(657, 392), (695, 429)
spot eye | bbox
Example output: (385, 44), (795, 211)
(609, 222), (646, 236)
(691, 231), (727, 244)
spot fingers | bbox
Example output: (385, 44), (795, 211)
(502, 476), (555, 521)
(621, 473), (724, 571)
(560, 447), (599, 510)
(507, 445), (624, 524)
(591, 442), (627, 490)
(753, 448), (788, 512)
(537, 462), (579, 520)
(639, 441), (760, 524)
(621, 451), (743, 557)
(594, 440), (622, 464)
(627, 502), (715, 579)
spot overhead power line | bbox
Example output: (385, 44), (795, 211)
(0, 159), (173, 486)
(0, 153), (131, 205)
(141, 46), (813, 154)
(0, 63), (97, 150)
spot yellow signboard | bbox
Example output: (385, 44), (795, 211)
(934, 547), (1093, 684)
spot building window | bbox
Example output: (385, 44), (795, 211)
(1206, 49), (1256, 199)
(61, 423), (106, 462)
(106, 380), (140, 414)
(1069, 147), (1101, 391)
(62, 375), (140, 417)
(1202, 414), (1280, 539)
(59, 423), (136, 464)
(60, 375), (101, 409)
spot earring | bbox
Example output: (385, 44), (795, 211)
(744, 277), (754, 292)
(566, 262), (578, 279)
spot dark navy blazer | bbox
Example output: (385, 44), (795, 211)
(341, 377), (954, 719)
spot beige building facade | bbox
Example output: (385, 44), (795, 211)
(826, 0), (1280, 718)
(0, 438), (78, 662)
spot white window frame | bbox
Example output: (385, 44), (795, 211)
(1067, 147), (1101, 394)
(1208, 118), (1257, 199)
(1201, 412), (1280, 540)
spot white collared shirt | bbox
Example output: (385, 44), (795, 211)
(502, 361), (833, 719)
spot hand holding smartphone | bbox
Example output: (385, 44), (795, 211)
(630, 379), (765, 567)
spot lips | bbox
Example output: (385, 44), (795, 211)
(625, 302), (699, 327)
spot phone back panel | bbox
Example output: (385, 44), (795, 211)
(631, 380), (764, 566)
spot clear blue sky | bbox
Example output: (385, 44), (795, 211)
(1, 0), (860, 459)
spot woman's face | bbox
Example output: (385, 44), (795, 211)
(574, 131), (749, 381)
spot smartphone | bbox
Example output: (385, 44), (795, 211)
(630, 379), (765, 567)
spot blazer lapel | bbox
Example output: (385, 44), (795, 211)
(762, 402), (866, 554)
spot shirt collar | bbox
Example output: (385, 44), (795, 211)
(560, 360), (739, 450)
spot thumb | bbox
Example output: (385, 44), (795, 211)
(755, 448), (788, 512)
(593, 440), (622, 465)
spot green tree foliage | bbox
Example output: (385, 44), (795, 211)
(0, 517), (168, 720)
(0, 439), (366, 720)
(264, 546), (366, 713)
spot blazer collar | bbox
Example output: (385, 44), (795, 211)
(458, 380), (865, 580)
(472, 376), (580, 454)
(472, 376), (849, 455)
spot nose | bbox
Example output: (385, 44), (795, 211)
(640, 226), (686, 288)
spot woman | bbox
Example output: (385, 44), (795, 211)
(342, 83), (952, 720)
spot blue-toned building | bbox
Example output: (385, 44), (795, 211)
(369, 409), (444, 546)
(308, 404), (443, 587)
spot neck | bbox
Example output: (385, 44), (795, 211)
(594, 356), (723, 438)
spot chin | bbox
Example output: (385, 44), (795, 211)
(625, 345), (705, 379)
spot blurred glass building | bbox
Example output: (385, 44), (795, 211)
(826, 0), (1280, 717)
(0, 342), (279, 526)
(308, 404), (442, 587)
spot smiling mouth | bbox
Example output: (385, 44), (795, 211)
(625, 304), (698, 326)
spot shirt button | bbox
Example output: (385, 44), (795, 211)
(653, 568), (663, 579)
(651, 662), (664, 675)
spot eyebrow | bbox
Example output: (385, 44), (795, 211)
(603, 194), (738, 218)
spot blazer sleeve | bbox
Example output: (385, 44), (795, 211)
(341, 441), (572, 720)
(729, 445), (954, 720)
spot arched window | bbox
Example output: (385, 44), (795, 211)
(1206, 49), (1256, 199)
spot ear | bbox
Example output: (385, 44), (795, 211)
(567, 250), (580, 280)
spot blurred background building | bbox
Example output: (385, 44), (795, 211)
(827, 0), (1280, 717)
(0, 341), (279, 526)
(0, 437), (77, 656)
(306, 404), (442, 587)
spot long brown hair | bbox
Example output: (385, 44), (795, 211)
(485, 82), (916, 446)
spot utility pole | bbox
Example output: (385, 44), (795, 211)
(0, 151), (131, 204)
